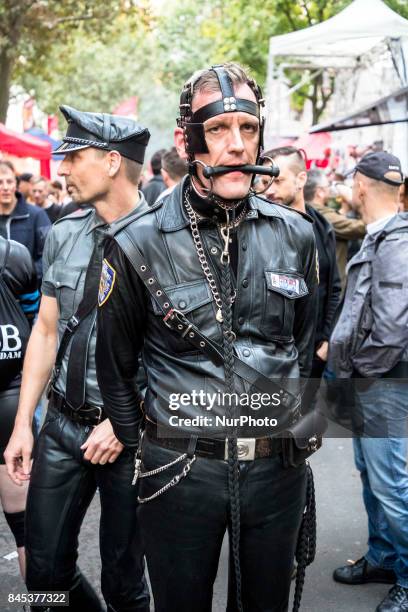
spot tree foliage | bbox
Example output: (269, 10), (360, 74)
(0, 0), (152, 121)
(1, 0), (407, 136)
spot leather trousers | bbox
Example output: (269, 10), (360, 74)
(138, 436), (307, 612)
(26, 403), (150, 612)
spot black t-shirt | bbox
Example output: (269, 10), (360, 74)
(44, 203), (62, 224)
(0, 215), (10, 239)
(306, 204), (341, 346)
(58, 201), (90, 219)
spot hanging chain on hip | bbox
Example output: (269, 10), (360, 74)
(132, 432), (197, 504)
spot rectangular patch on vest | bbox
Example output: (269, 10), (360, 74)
(269, 273), (300, 296)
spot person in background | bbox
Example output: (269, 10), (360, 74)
(17, 173), (34, 204)
(141, 148), (166, 205)
(304, 169), (366, 289)
(400, 177), (408, 213)
(159, 146), (188, 198)
(330, 152), (408, 612)
(0, 235), (39, 580)
(49, 180), (67, 206)
(32, 176), (61, 224)
(261, 146), (341, 392)
(331, 180), (364, 261)
(0, 161), (50, 282)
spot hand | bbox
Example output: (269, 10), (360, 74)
(80, 418), (123, 465)
(4, 425), (34, 486)
(316, 341), (329, 362)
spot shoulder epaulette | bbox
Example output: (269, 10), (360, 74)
(53, 207), (93, 226)
(256, 194), (314, 223)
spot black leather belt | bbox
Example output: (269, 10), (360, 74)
(49, 388), (106, 427)
(145, 419), (282, 461)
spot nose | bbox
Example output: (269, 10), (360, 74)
(265, 183), (277, 199)
(228, 126), (245, 154)
(58, 158), (70, 176)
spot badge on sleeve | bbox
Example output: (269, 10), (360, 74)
(98, 259), (116, 307)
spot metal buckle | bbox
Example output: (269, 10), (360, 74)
(308, 435), (319, 452)
(163, 308), (181, 328)
(93, 407), (103, 423)
(66, 315), (79, 333)
(224, 438), (256, 461)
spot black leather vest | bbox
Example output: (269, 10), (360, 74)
(112, 179), (318, 438)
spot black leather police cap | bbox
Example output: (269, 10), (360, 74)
(53, 105), (150, 164)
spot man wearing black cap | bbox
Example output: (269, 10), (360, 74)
(329, 151), (408, 612)
(96, 63), (320, 611)
(5, 106), (151, 612)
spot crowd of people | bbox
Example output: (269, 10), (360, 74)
(0, 61), (407, 612)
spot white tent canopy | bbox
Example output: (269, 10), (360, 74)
(310, 85), (408, 133)
(268, 0), (408, 68)
(265, 0), (408, 166)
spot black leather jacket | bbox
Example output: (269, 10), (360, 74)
(0, 236), (37, 303)
(96, 179), (318, 448)
(0, 236), (38, 390)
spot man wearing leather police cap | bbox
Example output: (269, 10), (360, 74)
(5, 106), (151, 611)
(96, 63), (320, 611)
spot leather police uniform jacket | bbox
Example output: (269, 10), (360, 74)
(96, 178), (318, 448)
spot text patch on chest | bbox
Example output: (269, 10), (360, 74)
(270, 273), (300, 296)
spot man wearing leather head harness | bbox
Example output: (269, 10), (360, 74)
(96, 62), (319, 612)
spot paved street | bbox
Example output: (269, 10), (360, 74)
(0, 438), (390, 611)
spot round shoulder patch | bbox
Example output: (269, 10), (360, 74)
(98, 259), (116, 306)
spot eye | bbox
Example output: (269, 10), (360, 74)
(241, 123), (258, 134)
(206, 124), (225, 135)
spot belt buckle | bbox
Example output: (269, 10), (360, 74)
(91, 406), (103, 424)
(83, 405), (103, 424)
(224, 438), (256, 461)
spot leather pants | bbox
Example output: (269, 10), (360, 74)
(138, 436), (307, 612)
(26, 403), (150, 612)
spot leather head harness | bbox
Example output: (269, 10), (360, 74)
(177, 64), (278, 201)
(178, 64), (265, 158)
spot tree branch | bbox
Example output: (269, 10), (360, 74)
(279, 1), (299, 31)
(317, 0), (325, 22)
(301, 0), (313, 26)
(48, 13), (114, 27)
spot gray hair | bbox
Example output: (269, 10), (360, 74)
(304, 169), (328, 202)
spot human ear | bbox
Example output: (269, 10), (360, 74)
(174, 128), (188, 161)
(107, 151), (122, 177)
(297, 171), (307, 190)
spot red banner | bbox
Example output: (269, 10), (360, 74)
(112, 96), (138, 117)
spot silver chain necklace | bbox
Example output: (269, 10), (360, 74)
(183, 190), (247, 323)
